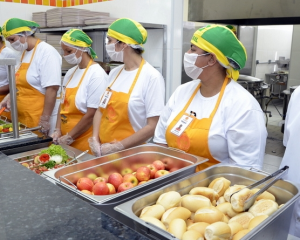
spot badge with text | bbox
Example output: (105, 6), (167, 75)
(170, 114), (194, 136)
(99, 90), (112, 109)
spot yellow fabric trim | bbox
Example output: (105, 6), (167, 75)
(61, 35), (90, 48)
(3, 26), (31, 38)
(107, 29), (140, 45)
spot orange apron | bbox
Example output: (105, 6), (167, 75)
(15, 39), (44, 128)
(166, 77), (229, 171)
(99, 58), (145, 143)
(0, 45), (10, 119)
(60, 59), (93, 152)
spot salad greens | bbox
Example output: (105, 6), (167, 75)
(41, 160), (56, 169)
(40, 144), (69, 163)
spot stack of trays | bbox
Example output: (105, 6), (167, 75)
(85, 16), (117, 26)
(35, 33), (47, 42)
(32, 12), (47, 28)
(46, 8), (63, 27)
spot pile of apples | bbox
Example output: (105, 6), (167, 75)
(76, 159), (178, 195)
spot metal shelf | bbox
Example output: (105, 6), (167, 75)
(39, 23), (165, 33)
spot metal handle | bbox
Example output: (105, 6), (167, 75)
(65, 150), (89, 166)
(249, 167), (270, 175)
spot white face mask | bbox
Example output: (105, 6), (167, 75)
(105, 42), (124, 62)
(184, 52), (210, 80)
(11, 36), (28, 52)
(63, 49), (83, 65)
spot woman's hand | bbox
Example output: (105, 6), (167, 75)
(88, 137), (101, 157)
(100, 141), (124, 155)
(58, 133), (74, 145)
(50, 128), (61, 144)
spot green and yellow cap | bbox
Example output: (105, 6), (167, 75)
(226, 25), (237, 33)
(191, 24), (247, 81)
(2, 18), (40, 38)
(108, 18), (147, 47)
(61, 29), (97, 59)
(0, 26), (2, 36)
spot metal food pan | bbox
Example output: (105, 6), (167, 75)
(115, 165), (300, 240)
(43, 144), (207, 217)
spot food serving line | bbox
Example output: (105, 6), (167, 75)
(0, 58), (299, 240)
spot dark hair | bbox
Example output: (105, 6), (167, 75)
(117, 41), (143, 55)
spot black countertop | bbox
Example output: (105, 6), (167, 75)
(0, 152), (149, 240)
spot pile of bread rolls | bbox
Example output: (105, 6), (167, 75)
(139, 177), (283, 240)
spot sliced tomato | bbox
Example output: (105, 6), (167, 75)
(2, 128), (9, 133)
(39, 153), (50, 163)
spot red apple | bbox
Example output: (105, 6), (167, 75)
(136, 166), (151, 181)
(93, 182), (109, 195)
(117, 182), (134, 193)
(108, 173), (123, 190)
(123, 174), (138, 187)
(121, 168), (133, 176)
(81, 190), (93, 195)
(94, 177), (107, 185)
(161, 157), (175, 170)
(77, 177), (94, 191)
(169, 167), (180, 172)
(155, 170), (170, 178)
(106, 183), (116, 194)
(138, 181), (148, 185)
(147, 164), (158, 179)
(152, 160), (165, 171)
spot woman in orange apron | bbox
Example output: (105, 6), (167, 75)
(0, 18), (61, 135)
(89, 18), (165, 156)
(154, 25), (267, 171)
(0, 26), (17, 120)
(50, 29), (108, 152)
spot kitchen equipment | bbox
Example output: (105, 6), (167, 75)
(65, 150), (89, 166)
(115, 165), (300, 240)
(230, 165), (289, 211)
(43, 144), (207, 218)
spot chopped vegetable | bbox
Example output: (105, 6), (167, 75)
(41, 160), (56, 169)
(39, 153), (50, 163)
(40, 144), (69, 163)
(50, 155), (63, 164)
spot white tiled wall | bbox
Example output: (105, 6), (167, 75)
(255, 25), (293, 80)
(288, 25), (300, 87)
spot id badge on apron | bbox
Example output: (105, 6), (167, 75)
(99, 90), (112, 109)
(170, 114), (194, 137)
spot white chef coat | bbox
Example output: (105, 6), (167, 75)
(0, 46), (18, 87)
(279, 86), (300, 237)
(103, 62), (165, 132)
(63, 64), (108, 113)
(20, 41), (62, 135)
(154, 79), (267, 169)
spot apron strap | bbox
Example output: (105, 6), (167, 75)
(209, 77), (228, 119)
(65, 59), (93, 88)
(181, 83), (201, 113)
(0, 45), (5, 54)
(20, 38), (41, 63)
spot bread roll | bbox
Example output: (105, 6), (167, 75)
(248, 199), (278, 216)
(188, 222), (210, 235)
(208, 177), (231, 196)
(156, 191), (181, 210)
(180, 195), (211, 212)
(189, 187), (219, 202)
(230, 188), (254, 212)
(216, 202), (239, 218)
(182, 230), (204, 240)
(223, 214), (229, 223)
(204, 221), (231, 240)
(161, 207), (191, 228)
(140, 216), (166, 231)
(190, 212), (195, 221)
(140, 204), (165, 219)
(248, 215), (268, 230)
(279, 204), (284, 209)
(251, 188), (276, 201)
(228, 222), (243, 237)
(228, 212), (254, 229)
(194, 206), (224, 224)
(186, 218), (194, 228)
(224, 185), (246, 202)
(217, 196), (226, 205)
(168, 218), (186, 240)
(232, 229), (250, 240)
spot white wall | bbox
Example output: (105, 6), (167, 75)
(255, 25), (293, 80)
(288, 25), (300, 87)
(70, 0), (184, 100)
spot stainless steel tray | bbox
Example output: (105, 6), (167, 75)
(115, 165), (300, 240)
(43, 144), (207, 217)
